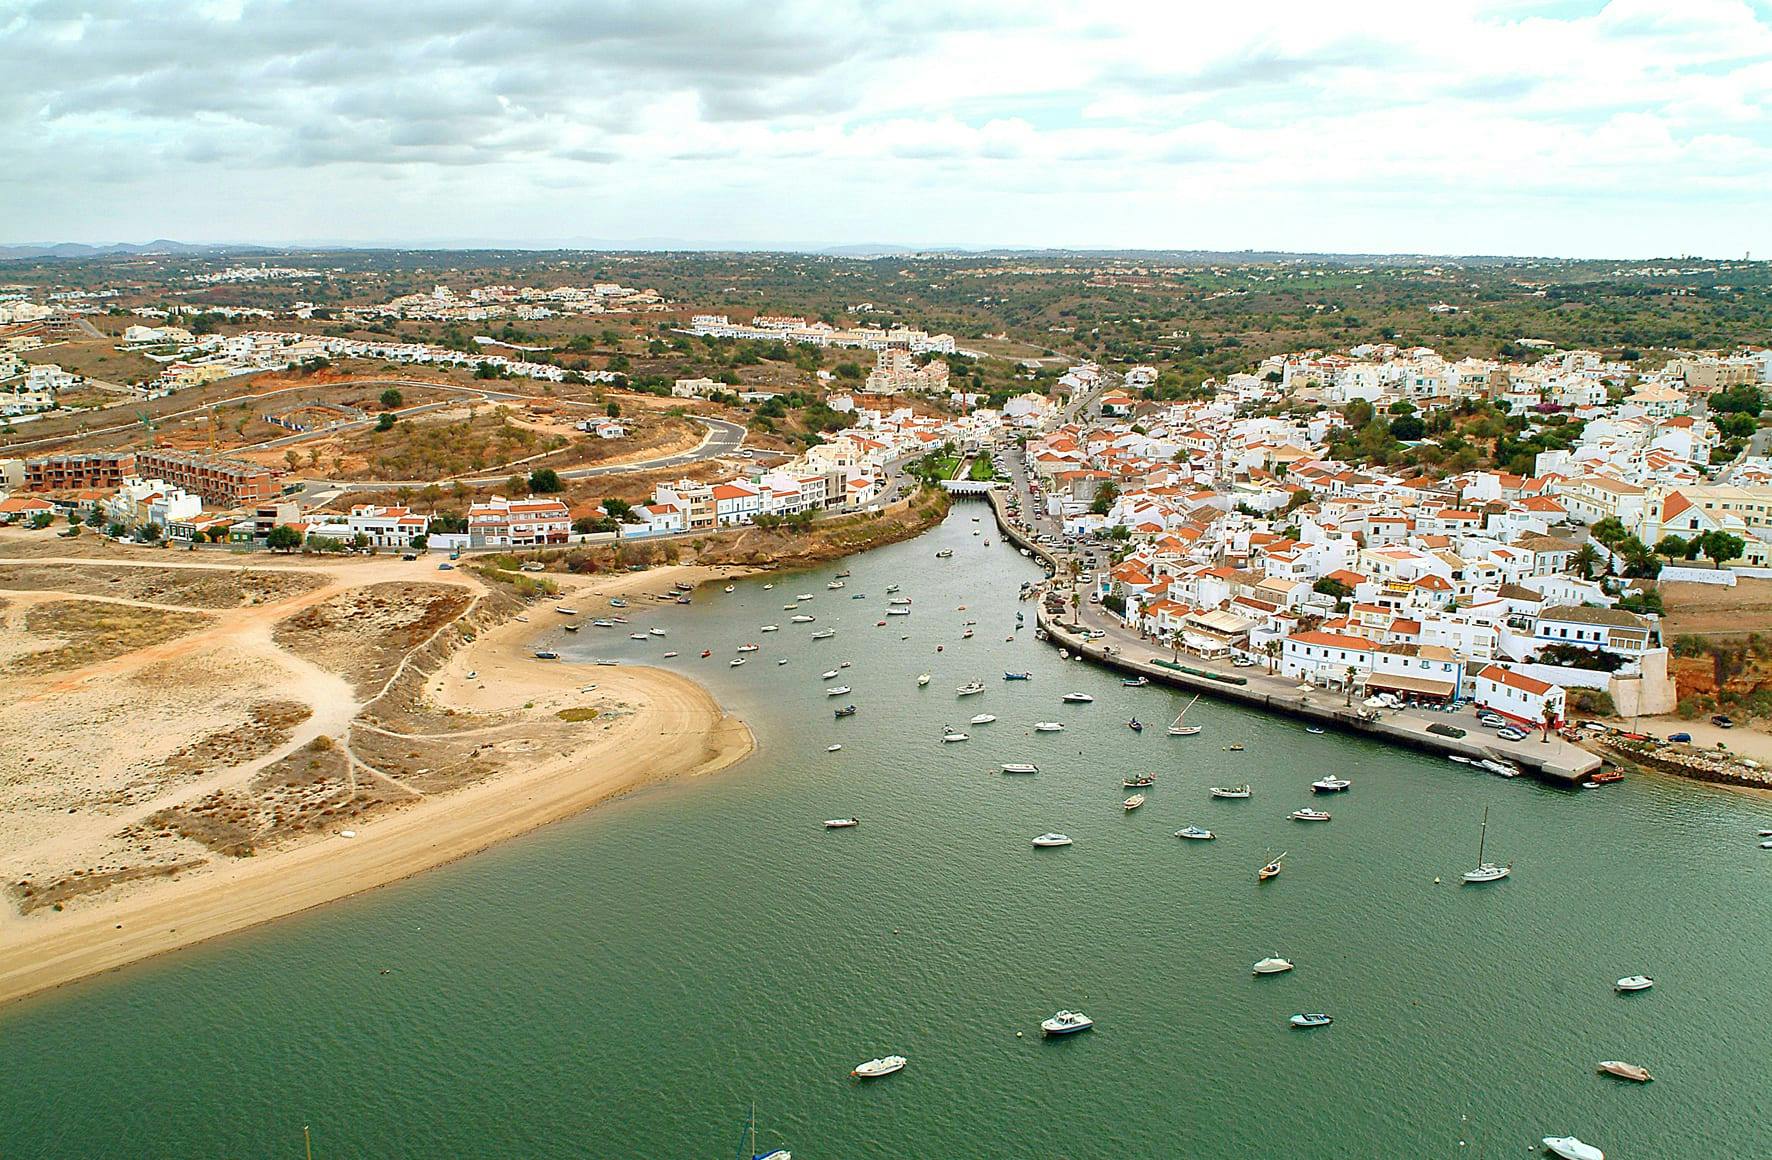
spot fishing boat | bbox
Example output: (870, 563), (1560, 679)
(737, 643), (760, 653)
(961, 629), (974, 639)
(1597, 1060), (1652, 1082)
(763, 583), (774, 590)
(835, 569), (851, 579)
(823, 817), (858, 829)
(1210, 785), (1252, 799)
(889, 597), (912, 605)
(834, 705), (857, 718)
(887, 607), (911, 616)
(1174, 825), (1214, 840)
(1226, 742), (1245, 751)
(1288, 1013), (1331, 1029)
(1001, 763), (1040, 775)
(1062, 692), (1094, 703)
(851, 593), (865, 599)
(790, 615), (816, 624)
(969, 713), (997, 725)
(1004, 671), (1033, 681)
(760, 625), (780, 633)
(1304, 725), (1326, 735)
(1590, 769), (1624, 785)
(556, 606), (580, 616)
(629, 632), (649, 640)
(1033, 721), (1066, 732)
(941, 730), (969, 743)
(851, 1056), (907, 1079)
(1040, 1010), (1094, 1036)
(1168, 695), (1204, 736)
(1123, 676), (1149, 687)
(796, 593), (815, 601)
(1478, 759), (1520, 778)
(1290, 808), (1332, 822)
(1122, 773), (1156, 787)
(533, 649), (559, 660)
(735, 1103), (791, 1160)
(1127, 718), (1144, 732)
(1252, 956), (1295, 975)
(1614, 975), (1654, 993)
(885, 584), (899, 593)
(822, 669), (840, 679)
(827, 580), (845, 590)
(1257, 852), (1286, 881)
(783, 603), (799, 611)
(826, 744), (843, 752)
(701, 649), (712, 658)
(917, 672), (932, 687)
(825, 685), (851, 696)
(1032, 833), (1073, 847)
(593, 619), (615, 627)
(1462, 807), (1511, 883)
(1541, 1137), (1604, 1160)
(1310, 776), (1351, 793)
(723, 585), (735, 594)
(664, 651), (679, 658)
(608, 597), (627, 608)
(935, 549), (954, 559)
(1122, 793), (1147, 811)
(729, 657), (747, 667)
(1448, 754), (1475, 765)
(811, 629), (836, 640)
(957, 682), (986, 696)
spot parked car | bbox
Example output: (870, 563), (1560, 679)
(1667, 732), (1693, 743)
(1496, 726), (1529, 742)
(1711, 714), (1735, 729)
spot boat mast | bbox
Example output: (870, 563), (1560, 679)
(1174, 693), (1199, 726)
(1476, 806), (1489, 866)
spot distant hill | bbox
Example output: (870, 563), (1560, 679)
(0, 239), (275, 260)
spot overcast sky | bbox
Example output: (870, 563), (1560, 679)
(4, 0), (1770, 257)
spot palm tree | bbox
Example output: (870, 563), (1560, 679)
(1571, 543), (1601, 580)
(1265, 639), (1282, 675)
(1541, 702), (1558, 742)
(1344, 665), (1358, 706)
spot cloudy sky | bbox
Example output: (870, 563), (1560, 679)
(4, 0), (1771, 256)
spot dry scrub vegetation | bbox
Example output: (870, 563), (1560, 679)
(7, 601), (214, 675)
(273, 582), (473, 695)
(0, 563), (325, 608)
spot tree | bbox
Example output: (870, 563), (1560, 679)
(1654, 535), (1689, 558)
(266, 525), (303, 552)
(528, 467), (562, 493)
(1541, 702), (1558, 742)
(1389, 414), (1425, 441)
(605, 401), (621, 418)
(1265, 639), (1282, 674)
(1313, 577), (1353, 601)
(1698, 530), (1745, 567)
(379, 387), (404, 409)
(601, 498), (634, 522)
(1590, 517), (1628, 547)
(1090, 481), (1120, 515)
(375, 412), (396, 432)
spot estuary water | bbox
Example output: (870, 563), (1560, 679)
(5, 506), (1771, 1158)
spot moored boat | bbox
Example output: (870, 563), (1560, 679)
(1290, 808), (1332, 822)
(1288, 1012), (1331, 1029)
(1001, 763), (1040, 775)
(1541, 1136), (1604, 1160)
(823, 817), (858, 829)
(1122, 773), (1156, 787)
(851, 1056), (907, 1079)
(1597, 1060), (1652, 1082)
(729, 657), (746, 667)
(969, 713), (996, 725)
(1258, 852), (1286, 881)
(957, 682), (986, 696)
(533, 649), (559, 660)
(811, 629), (836, 640)
(834, 705), (857, 718)
(1122, 676), (1149, 687)
(1033, 721), (1066, 732)
(1210, 785), (1252, 799)
(1310, 776), (1352, 793)
(917, 672), (931, 686)
(1040, 1010), (1094, 1036)
(1462, 806), (1511, 883)
(825, 685), (850, 696)
(791, 614), (816, 624)
(737, 643), (760, 653)
(1252, 956), (1294, 975)
(941, 730), (969, 743)
(1061, 692), (1094, 703)
(1032, 833), (1073, 847)
(1174, 825), (1214, 840)
(760, 624), (780, 632)
(1614, 975), (1653, 992)
(1004, 671), (1033, 681)
(1122, 793), (1147, 811)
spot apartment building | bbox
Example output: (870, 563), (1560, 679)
(132, 450), (280, 507)
(25, 452), (136, 492)
(466, 496), (571, 547)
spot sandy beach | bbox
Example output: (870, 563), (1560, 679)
(0, 544), (755, 1007)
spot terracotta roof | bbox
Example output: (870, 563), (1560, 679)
(1476, 663), (1556, 696)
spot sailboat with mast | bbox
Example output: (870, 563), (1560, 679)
(1462, 806), (1511, 883)
(734, 1103), (791, 1160)
(1167, 694), (1203, 736)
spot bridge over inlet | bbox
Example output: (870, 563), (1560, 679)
(939, 480), (999, 495)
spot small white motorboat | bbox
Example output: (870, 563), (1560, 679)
(1032, 833), (1073, 847)
(1061, 692), (1094, 703)
(1304, 725), (1326, 735)
(1210, 785), (1252, 799)
(556, 607), (581, 616)
(811, 629), (836, 640)
(1541, 1136), (1604, 1160)
(796, 593), (815, 601)
(723, 584), (735, 593)
(1448, 755), (1475, 765)
(737, 643), (760, 653)
(885, 584), (900, 593)
(851, 1056), (906, 1079)
(823, 817), (858, 829)
(760, 624), (780, 632)
(664, 651), (679, 658)
(763, 583), (774, 590)
(1174, 826), (1214, 840)
(887, 607), (911, 616)
(1288, 1013), (1332, 1029)
(1310, 776), (1351, 793)
(783, 603), (799, 610)
(1614, 975), (1654, 993)
(957, 682), (985, 696)
(649, 627), (667, 636)
(1252, 956), (1294, 975)
(1001, 763), (1039, 775)
(591, 619), (615, 628)
(826, 744), (843, 752)
(825, 686), (851, 696)
(917, 672), (931, 686)
(941, 730), (969, 743)
(729, 658), (747, 667)
(1033, 722), (1066, 732)
(1040, 1010), (1093, 1036)
(1290, 808), (1332, 822)
(969, 713), (997, 725)
(1597, 1060), (1652, 1082)
(791, 615), (816, 624)
(776, 658), (788, 665)
(1122, 793), (1147, 811)
(629, 633), (649, 641)
(822, 669), (840, 680)
(827, 580), (845, 590)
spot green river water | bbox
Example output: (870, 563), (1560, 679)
(5, 506), (1770, 1158)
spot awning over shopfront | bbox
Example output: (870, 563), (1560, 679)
(1366, 672), (1457, 699)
